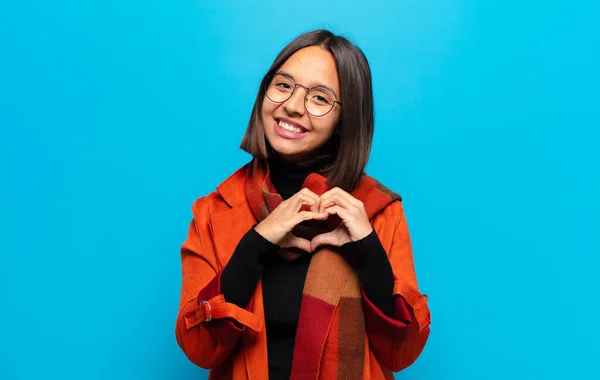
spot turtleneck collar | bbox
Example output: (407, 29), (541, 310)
(267, 154), (334, 200)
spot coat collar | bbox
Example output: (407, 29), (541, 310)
(216, 164), (250, 208)
(215, 160), (401, 215)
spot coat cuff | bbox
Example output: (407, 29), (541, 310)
(361, 287), (413, 340)
(183, 271), (262, 346)
(393, 281), (431, 332)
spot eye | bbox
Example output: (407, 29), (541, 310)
(275, 82), (292, 90)
(312, 94), (332, 105)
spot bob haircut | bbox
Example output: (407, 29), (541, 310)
(240, 29), (374, 192)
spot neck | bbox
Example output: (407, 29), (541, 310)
(267, 153), (333, 200)
(267, 135), (339, 167)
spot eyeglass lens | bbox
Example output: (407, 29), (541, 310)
(266, 74), (336, 117)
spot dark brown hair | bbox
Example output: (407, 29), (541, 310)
(240, 29), (374, 191)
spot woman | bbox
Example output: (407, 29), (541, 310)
(175, 29), (431, 380)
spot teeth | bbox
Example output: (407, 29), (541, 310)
(278, 120), (304, 133)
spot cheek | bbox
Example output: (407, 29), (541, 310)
(261, 98), (278, 120)
(313, 114), (339, 136)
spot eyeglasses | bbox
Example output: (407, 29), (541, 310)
(265, 73), (342, 117)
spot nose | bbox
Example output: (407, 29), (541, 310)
(283, 84), (308, 116)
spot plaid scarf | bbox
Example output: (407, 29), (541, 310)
(244, 158), (400, 380)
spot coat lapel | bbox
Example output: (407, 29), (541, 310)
(208, 164), (256, 270)
(208, 204), (256, 270)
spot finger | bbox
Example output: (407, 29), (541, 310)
(294, 210), (328, 224)
(288, 191), (321, 213)
(310, 231), (339, 251)
(323, 204), (353, 221)
(321, 187), (354, 203)
(283, 193), (316, 214)
(323, 187), (363, 207)
(284, 234), (312, 252)
(320, 193), (359, 214)
(296, 188), (321, 202)
(297, 188), (323, 212)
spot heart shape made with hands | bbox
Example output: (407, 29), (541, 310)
(291, 212), (342, 242)
(280, 203), (345, 255)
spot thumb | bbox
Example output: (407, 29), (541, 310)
(310, 231), (339, 252)
(284, 235), (312, 253)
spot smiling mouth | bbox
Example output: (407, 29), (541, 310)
(276, 118), (307, 134)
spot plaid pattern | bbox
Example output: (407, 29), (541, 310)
(244, 158), (400, 380)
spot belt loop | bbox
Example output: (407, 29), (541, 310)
(199, 300), (212, 322)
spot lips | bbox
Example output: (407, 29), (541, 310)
(273, 117), (309, 140)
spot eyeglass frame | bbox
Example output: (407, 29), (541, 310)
(264, 72), (342, 117)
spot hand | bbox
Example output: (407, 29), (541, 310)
(310, 187), (373, 252)
(254, 188), (328, 252)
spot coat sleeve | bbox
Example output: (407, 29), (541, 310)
(363, 201), (431, 372)
(175, 198), (262, 369)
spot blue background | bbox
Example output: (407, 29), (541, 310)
(1, 1), (599, 379)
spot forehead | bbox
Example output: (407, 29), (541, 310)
(278, 46), (339, 93)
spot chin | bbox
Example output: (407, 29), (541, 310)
(271, 148), (303, 161)
(268, 143), (303, 161)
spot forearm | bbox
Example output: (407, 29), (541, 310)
(341, 229), (395, 317)
(220, 226), (278, 308)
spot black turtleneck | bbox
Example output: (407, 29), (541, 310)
(267, 155), (322, 199)
(220, 156), (395, 380)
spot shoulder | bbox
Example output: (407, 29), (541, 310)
(190, 162), (250, 217)
(380, 200), (405, 221)
(361, 173), (406, 222)
(361, 173), (403, 202)
(371, 199), (407, 252)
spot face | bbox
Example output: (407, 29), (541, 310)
(261, 46), (341, 163)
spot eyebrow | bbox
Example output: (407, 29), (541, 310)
(276, 71), (340, 99)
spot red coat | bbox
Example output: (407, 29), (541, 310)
(175, 162), (431, 379)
